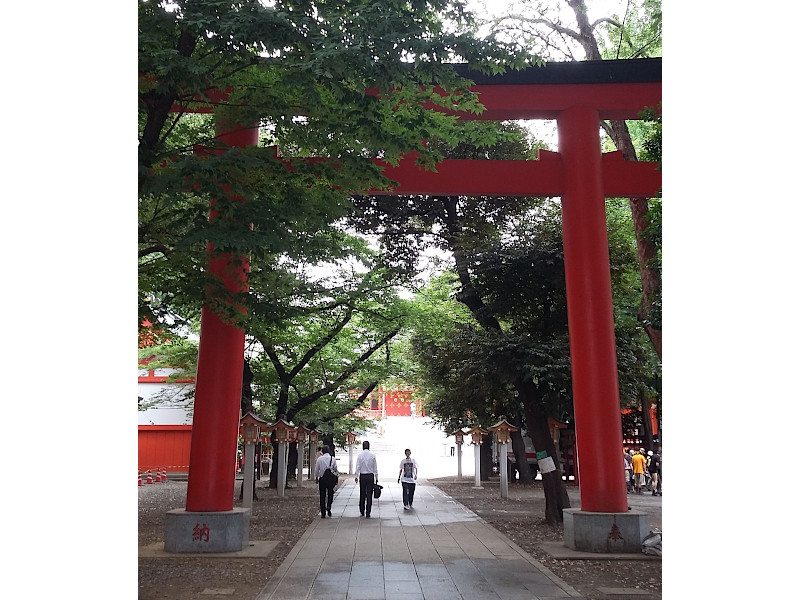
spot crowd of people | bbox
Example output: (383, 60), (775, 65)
(623, 447), (662, 496)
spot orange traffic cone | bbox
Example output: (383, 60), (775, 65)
(155, 469), (162, 483)
(138, 472), (143, 486)
(146, 470), (154, 484)
(160, 468), (167, 482)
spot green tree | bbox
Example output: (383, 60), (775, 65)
(138, 1), (545, 484)
(487, 0), (663, 361)
(142, 241), (413, 485)
(399, 198), (656, 523)
(348, 123), (581, 522)
(139, 0), (541, 338)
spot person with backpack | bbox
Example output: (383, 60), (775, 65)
(648, 449), (662, 496)
(314, 445), (339, 518)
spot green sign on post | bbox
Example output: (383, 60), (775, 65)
(536, 450), (548, 460)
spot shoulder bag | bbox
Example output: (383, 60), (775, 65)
(320, 456), (339, 487)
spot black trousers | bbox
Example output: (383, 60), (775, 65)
(358, 473), (375, 515)
(319, 480), (334, 514)
(402, 481), (416, 506)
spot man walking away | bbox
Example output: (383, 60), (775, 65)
(314, 445), (338, 518)
(354, 440), (378, 518)
(398, 448), (418, 509)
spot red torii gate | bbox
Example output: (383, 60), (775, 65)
(166, 58), (661, 553)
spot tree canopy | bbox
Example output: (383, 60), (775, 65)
(139, 0), (542, 433)
(139, 0), (541, 329)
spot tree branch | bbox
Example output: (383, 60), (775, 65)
(139, 244), (171, 258)
(287, 307), (354, 380)
(287, 326), (401, 417)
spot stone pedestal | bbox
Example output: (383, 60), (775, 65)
(164, 508), (250, 553)
(563, 508), (649, 554)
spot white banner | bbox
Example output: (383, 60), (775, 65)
(538, 456), (556, 474)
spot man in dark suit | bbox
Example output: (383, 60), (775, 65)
(354, 440), (378, 517)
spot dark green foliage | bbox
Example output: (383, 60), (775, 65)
(408, 204), (657, 426)
(139, 0), (541, 340)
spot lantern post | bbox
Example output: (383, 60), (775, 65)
(295, 426), (309, 489)
(465, 427), (488, 488)
(239, 413), (269, 509)
(271, 417), (294, 498)
(452, 429), (466, 480)
(307, 430), (320, 480)
(345, 431), (358, 474)
(489, 417), (519, 499)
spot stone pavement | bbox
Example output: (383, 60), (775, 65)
(255, 478), (584, 600)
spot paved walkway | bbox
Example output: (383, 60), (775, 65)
(255, 478), (584, 600)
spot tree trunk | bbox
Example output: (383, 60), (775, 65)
(608, 121), (662, 362)
(444, 198), (567, 518)
(255, 441), (262, 480)
(322, 434), (336, 457)
(640, 389), (653, 452)
(287, 442), (298, 481)
(509, 429), (533, 483)
(519, 380), (570, 524)
(480, 442), (493, 481)
(268, 438), (279, 488)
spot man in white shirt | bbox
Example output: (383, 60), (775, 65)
(354, 440), (378, 518)
(397, 448), (418, 509)
(314, 445), (338, 518)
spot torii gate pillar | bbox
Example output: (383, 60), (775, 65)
(558, 106), (648, 552)
(164, 122), (258, 553)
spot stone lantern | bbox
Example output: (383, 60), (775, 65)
(307, 429), (320, 480)
(271, 417), (294, 497)
(489, 416), (519, 498)
(239, 412), (270, 509)
(294, 425), (310, 488)
(450, 429), (468, 480)
(465, 426), (488, 488)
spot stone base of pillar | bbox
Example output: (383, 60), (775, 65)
(164, 508), (250, 553)
(563, 508), (649, 554)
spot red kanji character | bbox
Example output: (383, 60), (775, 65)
(608, 523), (624, 541)
(192, 523), (210, 542)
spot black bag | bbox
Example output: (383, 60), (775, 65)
(373, 483), (383, 498)
(320, 456), (338, 487)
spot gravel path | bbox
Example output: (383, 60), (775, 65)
(139, 475), (328, 600)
